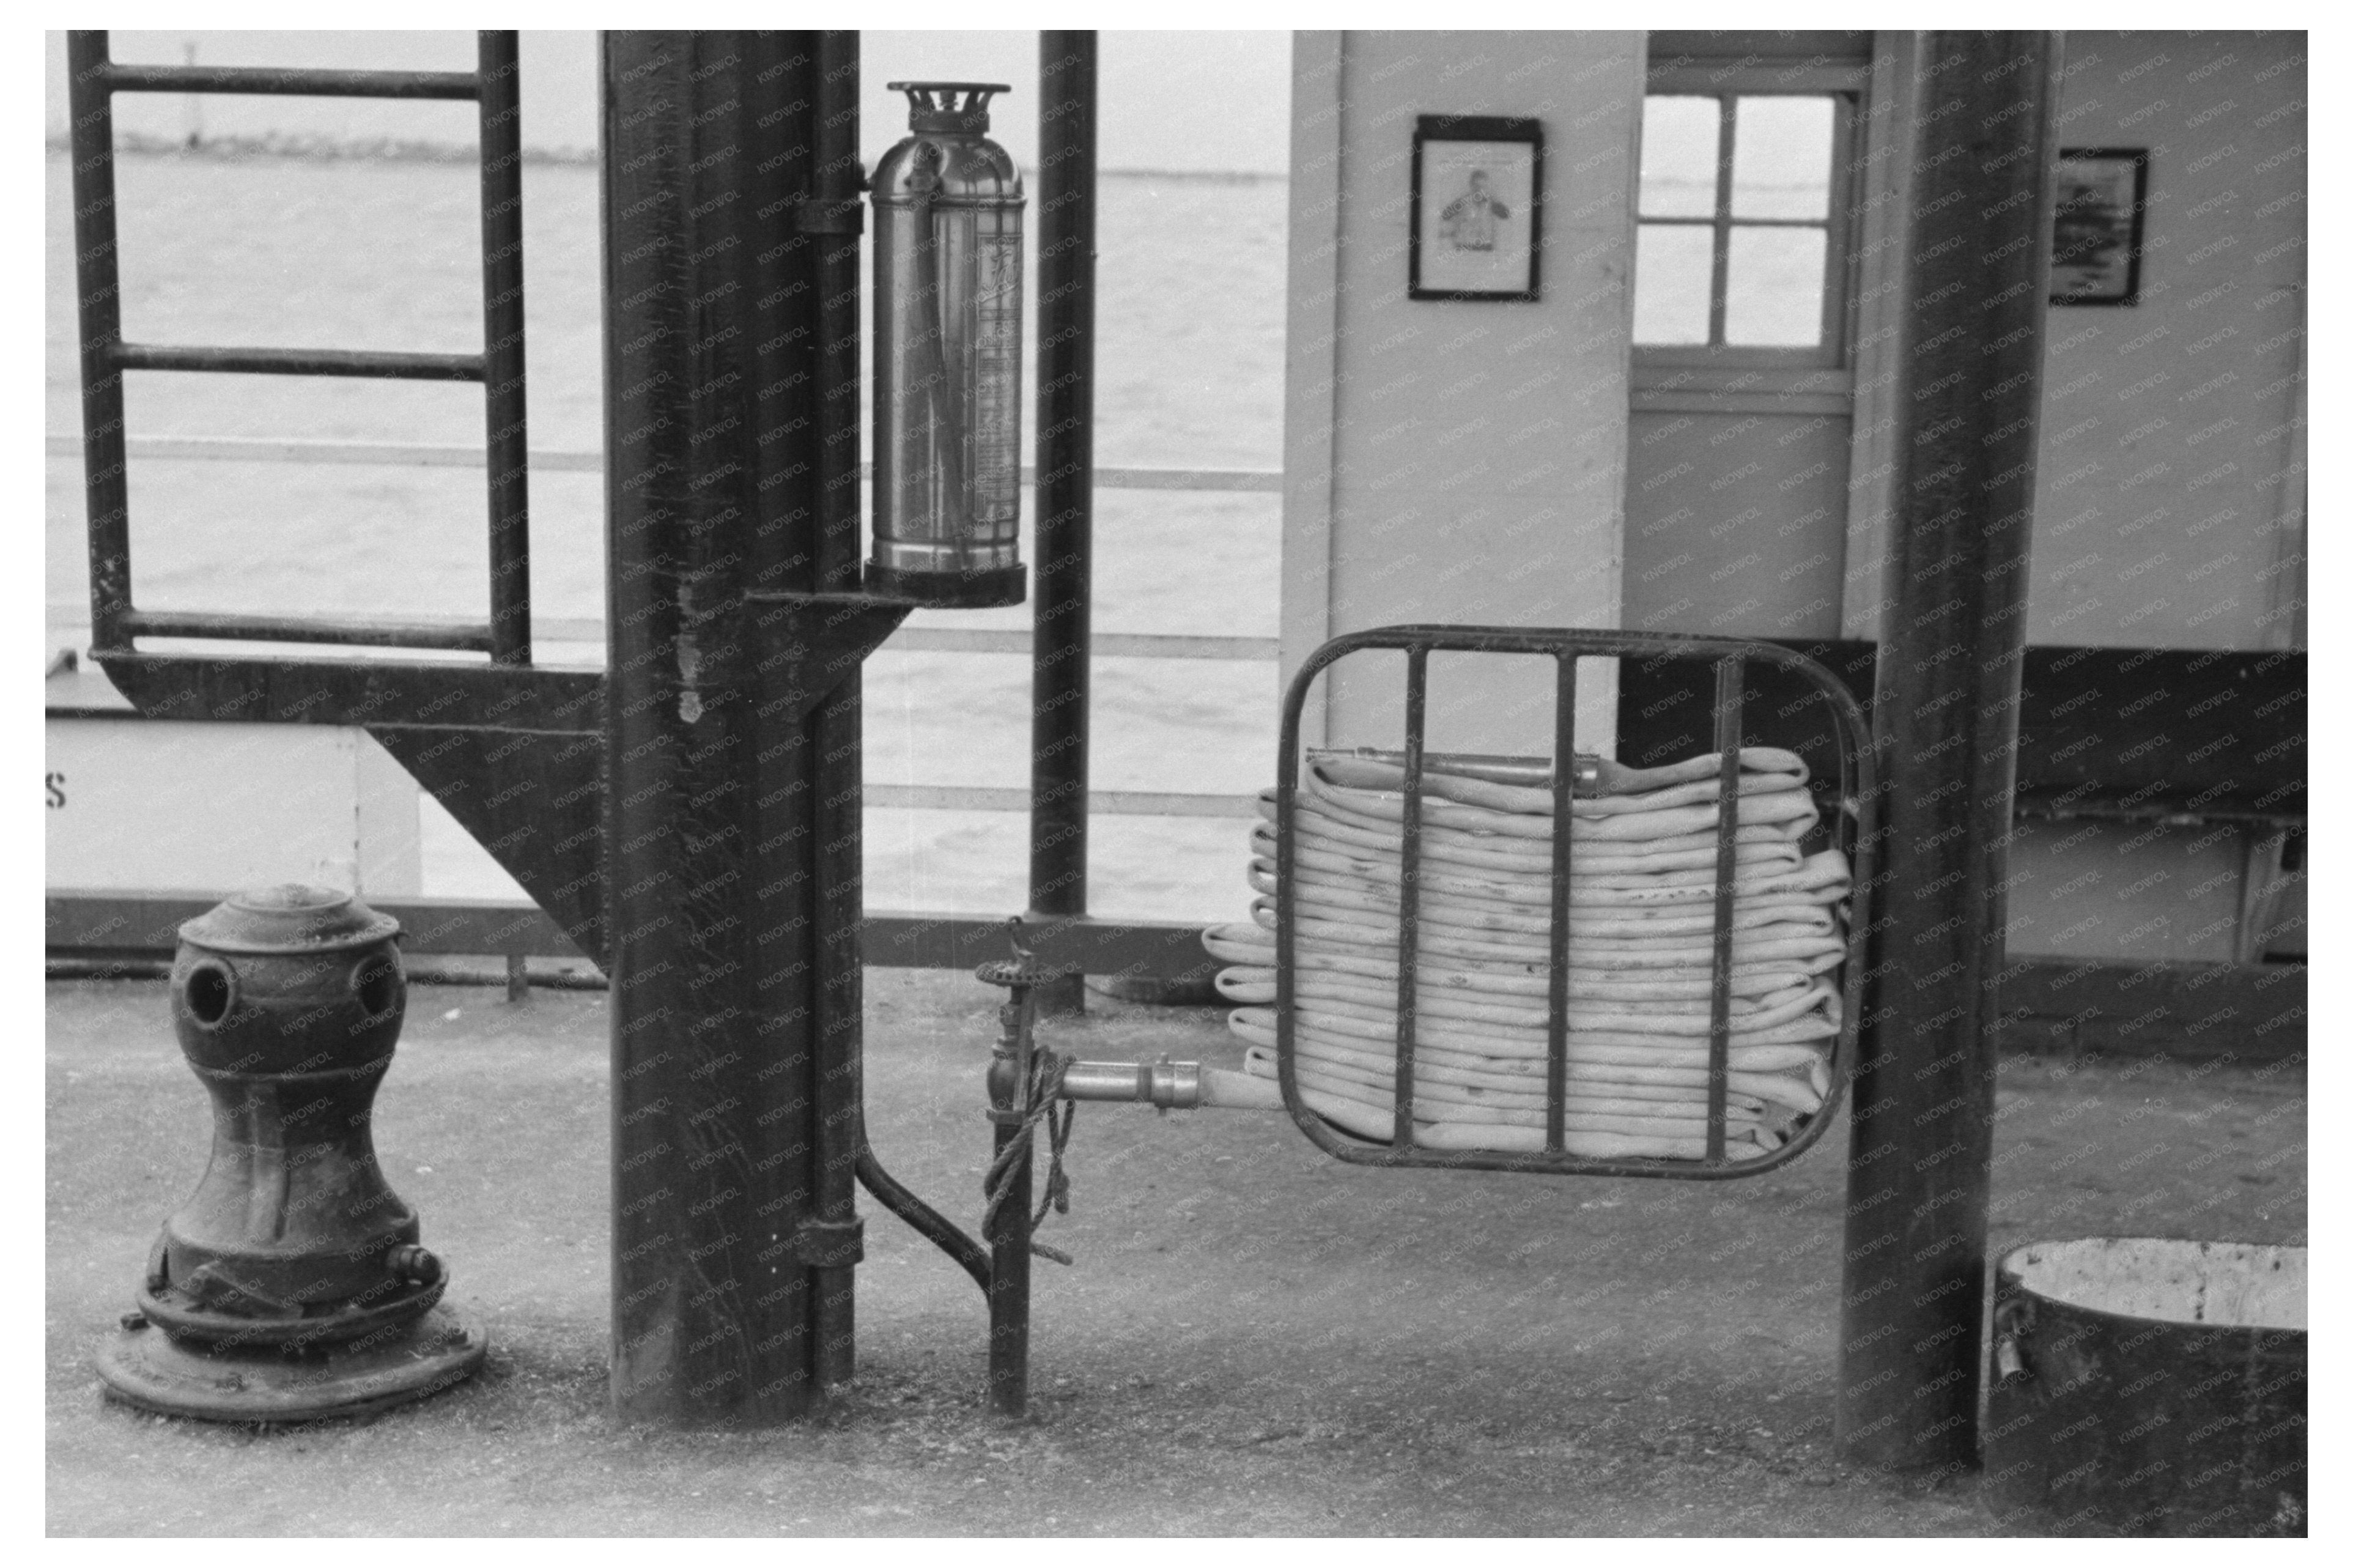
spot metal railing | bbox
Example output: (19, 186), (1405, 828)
(65, 31), (533, 663)
(50, 35), (1271, 952)
(40, 432), (1283, 493)
(43, 432), (1285, 824)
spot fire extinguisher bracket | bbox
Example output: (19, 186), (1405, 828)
(742, 590), (921, 704)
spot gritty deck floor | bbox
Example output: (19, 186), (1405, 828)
(46, 971), (2307, 1536)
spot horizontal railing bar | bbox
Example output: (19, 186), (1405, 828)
(43, 434), (589, 469)
(43, 434), (1278, 490)
(1085, 467), (1280, 492)
(46, 892), (1221, 977)
(111, 346), (487, 382)
(886, 628), (1277, 660)
(98, 64), (484, 100)
(868, 785), (1258, 818)
(119, 610), (495, 653)
(46, 606), (1282, 662)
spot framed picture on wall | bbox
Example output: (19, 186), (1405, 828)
(2050, 148), (2148, 306)
(1409, 115), (1543, 301)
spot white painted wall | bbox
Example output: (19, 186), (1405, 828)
(46, 718), (422, 897)
(2000, 32), (2306, 964)
(2028, 31), (2307, 652)
(1282, 31), (1641, 758)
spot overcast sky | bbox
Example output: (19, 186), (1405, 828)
(46, 31), (1295, 174)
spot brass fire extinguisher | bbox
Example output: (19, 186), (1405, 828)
(869, 82), (1027, 607)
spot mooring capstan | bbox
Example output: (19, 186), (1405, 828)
(97, 884), (484, 1422)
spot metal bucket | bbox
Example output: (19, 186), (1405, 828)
(1984, 1237), (2307, 1536)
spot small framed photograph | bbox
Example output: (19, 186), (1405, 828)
(2050, 148), (2148, 306)
(1409, 115), (1543, 302)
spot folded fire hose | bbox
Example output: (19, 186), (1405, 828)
(1202, 747), (1852, 1161)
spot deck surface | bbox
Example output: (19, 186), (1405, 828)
(46, 971), (2306, 1536)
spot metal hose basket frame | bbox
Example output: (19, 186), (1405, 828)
(1274, 624), (1877, 1179)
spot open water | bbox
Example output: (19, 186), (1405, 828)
(44, 148), (1289, 921)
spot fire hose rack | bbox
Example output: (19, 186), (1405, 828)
(1264, 626), (1874, 1179)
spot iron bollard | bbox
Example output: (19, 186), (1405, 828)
(95, 884), (486, 1423)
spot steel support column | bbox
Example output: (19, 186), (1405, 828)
(1836, 31), (2063, 1473)
(1027, 31), (1099, 1016)
(807, 29), (867, 1394)
(602, 31), (842, 1426)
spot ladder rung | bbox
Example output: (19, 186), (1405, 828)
(113, 344), (486, 383)
(98, 63), (482, 100)
(121, 610), (497, 654)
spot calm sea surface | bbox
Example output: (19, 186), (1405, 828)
(44, 149), (1290, 920)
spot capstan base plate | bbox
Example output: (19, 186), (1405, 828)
(95, 1305), (486, 1425)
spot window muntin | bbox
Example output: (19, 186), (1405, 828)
(1633, 91), (1852, 364)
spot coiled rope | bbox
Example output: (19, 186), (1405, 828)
(981, 1046), (1078, 1266)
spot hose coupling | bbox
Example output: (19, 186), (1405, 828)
(1055, 1057), (1203, 1110)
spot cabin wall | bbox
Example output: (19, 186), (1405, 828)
(45, 717), (423, 898)
(2027, 31), (2307, 653)
(1997, 31), (2307, 965)
(1280, 29), (2304, 969)
(1282, 30), (1642, 757)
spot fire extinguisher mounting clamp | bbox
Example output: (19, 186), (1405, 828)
(868, 82), (1028, 608)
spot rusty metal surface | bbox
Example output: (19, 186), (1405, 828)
(93, 651), (601, 733)
(148, 887), (429, 1324)
(602, 31), (878, 1426)
(1026, 32), (1100, 1019)
(96, 1305), (487, 1427)
(1983, 1240), (2306, 1534)
(94, 887), (486, 1422)
(367, 728), (605, 963)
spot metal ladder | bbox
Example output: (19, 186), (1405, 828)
(65, 30), (533, 664)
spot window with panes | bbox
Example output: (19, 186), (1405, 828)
(1632, 76), (1858, 370)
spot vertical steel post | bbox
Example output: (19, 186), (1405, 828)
(807, 28), (866, 1396)
(1027, 31), (1099, 1016)
(1837, 31), (2063, 1473)
(1543, 655), (1577, 1154)
(478, 30), (531, 665)
(1705, 658), (1743, 1166)
(602, 30), (834, 1426)
(67, 32), (131, 656)
(985, 987), (1035, 1416)
(1392, 648), (1427, 1148)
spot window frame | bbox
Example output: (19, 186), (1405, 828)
(1634, 63), (1867, 379)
